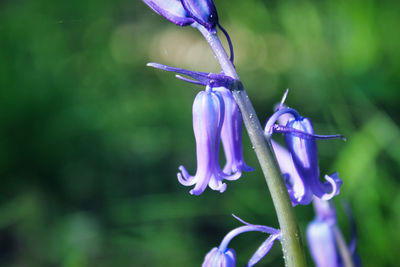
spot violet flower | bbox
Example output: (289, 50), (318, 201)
(202, 247), (236, 267)
(202, 215), (281, 267)
(148, 63), (252, 195)
(307, 198), (361, 267)
(142, 0), (234, 61)
(181, 0), (219, 31)
(142, 0), (218, 30)
(142, 0), (194, 26)
(271, 140), (312, 205)
(215, 87), (254, 175)
(265, 104), (345, 205)
(177, 85), (241, 195)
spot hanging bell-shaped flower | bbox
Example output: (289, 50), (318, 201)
(215, 87), (253, 176)
(265, 103), (345, 205)
(177, 86), (240, 195)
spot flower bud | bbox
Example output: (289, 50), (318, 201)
(202, 247), (236, 267)
(142, 0), (194, 26)
(181, 0), (219, 30)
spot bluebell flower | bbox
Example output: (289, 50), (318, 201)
(265, 100), (345, 205)
(202, 247), (236, 267)
(215, 87), (254, 175)
(307, 198), (361, 267)
(148, 63), (252, 195)
(271, 140), (312, 205)
(143, 0), (234, 61)
(181, 0), (219, 31)
(202, 215), (281, 267)
(142, 0), (218, 30)
(142, 0), (194, 26)
(177, 85), (241, 195)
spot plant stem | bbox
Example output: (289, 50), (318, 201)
(197, 25), (306, 267)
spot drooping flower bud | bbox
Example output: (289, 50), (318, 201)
(215, 87), (253, 175)
(202, 247), (236, 267)
(177, 86), (240, 195)
(181, 0), (219, 30)
(142, 0), (194, 26)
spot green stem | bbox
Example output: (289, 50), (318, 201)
(196, 25), (306, 267)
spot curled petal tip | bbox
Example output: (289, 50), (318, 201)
(222, 170), (242, 181)
(189, 189), (201, 196)
(320, 173), (343, 201)
(219, 184), (227, 193)
(146, 62), (163, 69)
(177, 165), (196, 186)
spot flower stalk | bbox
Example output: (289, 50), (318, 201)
(195, 23), (306, 267)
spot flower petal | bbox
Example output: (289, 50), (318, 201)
(215, 87), (253, 175)
(181, 0), (219, 30)
(202, 248), (236, 267)
(246, 233), (280, 267)
(271, 140), (313, 205)
(307, 219), (339, 267)
(142, 0), (194, 26)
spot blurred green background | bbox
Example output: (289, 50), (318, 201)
(1, 0), (399, 266)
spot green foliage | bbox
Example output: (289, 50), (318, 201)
(0, 0), (399, 266)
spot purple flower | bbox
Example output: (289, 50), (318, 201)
(177, 86), (241, 195)
(307, 199), (361, 267)
(202, 215), (281, 267)
(215, 87), (254, 175)
(142, 0), (219, 30)
(271, 140), (312, 205)
(148, 64), (252, 195)
(202, 247), (236, 267)
(181, 0), (219, 30)
(143, 1), (234, 61)
(142, 0), (194, 26)
(265, 105), (344, 205)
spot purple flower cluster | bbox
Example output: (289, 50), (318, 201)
(143, 1), (359, 266)
(265, 97), (345, 205)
